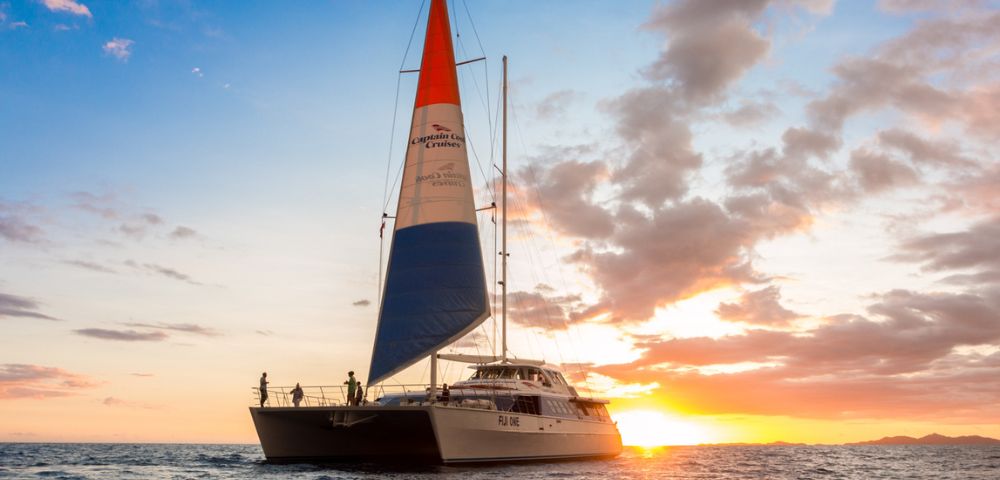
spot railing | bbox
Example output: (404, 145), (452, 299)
(250, 384), (435, 408)
(251, 383), (522, 409)
(249, 383), (611, 422)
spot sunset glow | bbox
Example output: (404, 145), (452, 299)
(614, 410), (717, 447)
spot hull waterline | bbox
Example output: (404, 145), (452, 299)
(249, 405), (622, 464)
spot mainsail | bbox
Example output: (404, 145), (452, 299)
(368, 0), (490, 386)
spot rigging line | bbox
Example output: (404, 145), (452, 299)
(460, 0), (493, 162)
(380, 74), (403, 214)
(489, 74), (504, 186)
(400, 0), (427, 71)
(508, 87), (595, 394)
(509, 147), (588, 392)
(464, 126), (495, 201)
(451, 11), (491, 133)
(508, 181), (569, 367)
(381, 0), (426, 214)
(461, 0), (488, 66)
(455, 45), (491, 129)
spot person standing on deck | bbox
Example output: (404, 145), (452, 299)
(291, 382), (304, 407)
(440, 383), (450, 403)
(355, 384), (364, 406)
(344, 371), (357, 406)
(259, 372), (269, 407)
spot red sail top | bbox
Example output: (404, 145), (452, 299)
(414, 0), (461, 108)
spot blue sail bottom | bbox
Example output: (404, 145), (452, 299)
(368, 221), (489, 384)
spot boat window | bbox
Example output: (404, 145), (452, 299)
(511, 395), (539, 415)
(545, 370), (564, 385)
(501, 368), (517, 379)
(527, 368), (543, 382)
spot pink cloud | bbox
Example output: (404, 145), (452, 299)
(103, 38), (134, 62)
(41, 0), (92, 18)
(0, 364), (98, 399)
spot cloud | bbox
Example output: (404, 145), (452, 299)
(805, 11), (1000, 139)
(849, 148), (919, 192)
(0, 214), (43, 244)
(878, 0), (985, 14)
(352, 299), (371, 307)
(722, 100), (780, 126)
(102, 396), (157, 409)
(893, 216), (1000, 284)
(510, 1), (869, 329)
(169, 226), (198, 239)
(877, 129), (975, 169)
(594, 287), (1000, 418)
(715, 285), (802, 326)
(567, 199), (765, 323)
(124, 260), (202, 285)
(118, 213), (164, 239)
(40, 0), (92, 18)
(942, 163), (1000, 214)
(130, 372), (154, 377)
(0, 9), (28, 29)
(452, 331), (490, 349)
(191, 67), (203, 77)
(103, 38), (135, 62)
(70, 191), (118, 219)
(517, 151), (615, 239)
(0, 364), (97, 399)
(122, 321), (221, 337)
(255, 329), (274, 336)
(535, 89), (582, 119)
(74, 328), (169, 342)
(62, 259), (117, 274)
(495, 2), (1000, 425)
(508, 286), (583, 331)
(0, 200), (45, 244)
(643, 19), (769, 103)
(0, 292), (59, 321)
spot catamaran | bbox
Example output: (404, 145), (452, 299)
(249, 0), (622, 463)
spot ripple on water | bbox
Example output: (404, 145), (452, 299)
(2, 444), (1000, 480)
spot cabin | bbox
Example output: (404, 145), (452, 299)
(374, 363), (613, 423)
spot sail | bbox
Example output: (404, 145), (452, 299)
(368, 0), (490, 386)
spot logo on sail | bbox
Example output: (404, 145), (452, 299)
(415, 162), (467, 187)
(410, 130), (465, 150)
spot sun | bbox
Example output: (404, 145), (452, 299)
(613, 410), (716, 447)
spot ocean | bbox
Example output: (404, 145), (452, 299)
(1, 443), (998, 479)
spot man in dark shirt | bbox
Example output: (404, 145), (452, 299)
(259, 372), (269, 407)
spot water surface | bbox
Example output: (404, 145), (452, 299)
(1, 443), (998, 479)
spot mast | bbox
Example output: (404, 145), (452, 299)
(501, 55), (508, 363)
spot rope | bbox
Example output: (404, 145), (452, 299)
(508, 84), (596, 395)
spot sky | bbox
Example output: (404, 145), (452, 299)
(1, 0), (999, 446)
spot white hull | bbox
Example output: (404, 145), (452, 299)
(249, 404), (621, 463)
